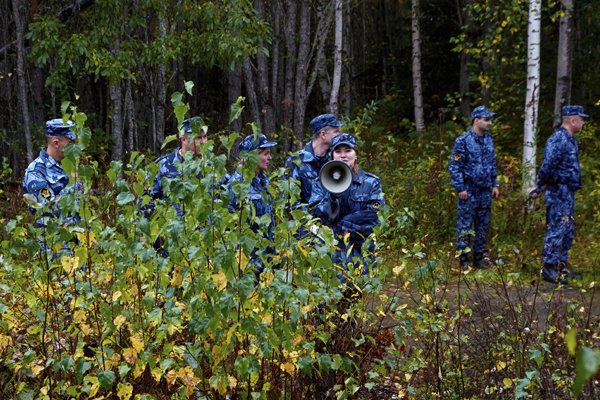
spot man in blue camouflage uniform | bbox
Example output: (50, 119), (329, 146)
(530, 105), (588, 284)
(23, 119), (78, 227)
(309, 133), (384, 281)
(449, 106), (500, 269)
(223, 133), (277, 276)
(284, 114), (344, 208)
(149, 116), (208, 216)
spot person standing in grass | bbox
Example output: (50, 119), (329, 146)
(530, 105), (588, 285)
(448, 106), (500, 269)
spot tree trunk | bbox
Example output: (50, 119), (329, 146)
(242, 58), (261, 125)
(155, 6), (167, 151)
(522, 0), (541, 194)
(329, 0), (342, 115)
(109, 81), (124, 160)
(553, 0), (573, 129)
(292, 0), (311, 144)
(227, 65), (243, 133)
(125, 77), (136, 153)
(411, 0), (425, 133)
(457, 0), (472, 119)
(282, 0), (297, 144)
(12, 0), (34, 162)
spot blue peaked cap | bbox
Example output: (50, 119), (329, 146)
(331, 133), (357, 150)
(470, 106), (497, 120)
(45, 119), (76, 141)
(309, 114), (344, 133)
(562, 105), (589, 118)
(238, 134), (277, 153)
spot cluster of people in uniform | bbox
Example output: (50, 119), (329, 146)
(23, 103), (589, 285)
(449, 104), (588, 285)
(23, 114), (385, 283)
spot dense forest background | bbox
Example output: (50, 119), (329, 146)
(1, 0), (598, 178)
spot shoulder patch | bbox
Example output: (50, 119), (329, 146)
(371, 201), (381, 210)
(453, 154), (461, 161)
(40, 188), (52, 200)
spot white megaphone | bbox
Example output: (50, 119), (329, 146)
(319, 160), (352, 195)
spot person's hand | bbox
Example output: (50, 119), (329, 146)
(458, 190), (468, 200)
(529, 188), (540, 199)
(492, 187), (500, 199)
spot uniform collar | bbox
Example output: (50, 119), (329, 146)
(41, 148), (62, 168)
(300, 141), (317, 162)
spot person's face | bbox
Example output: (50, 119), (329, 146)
(181, 131), (208, 156)
(321, 126), (341, 146)
(50, 136), (72, 161)
(474, 117), (493, 132)
(332, 145), (357, 169)
(258, 148), (272, 172)
(568, 116), (585, 133)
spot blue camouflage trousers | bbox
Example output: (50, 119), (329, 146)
(456, 186), (492, 255)
(542, 184), (575, 265)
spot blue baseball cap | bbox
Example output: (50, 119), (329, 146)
(562, 105), (589, 118)
(45, 119), (76, 141)
(182, 116), (208, 135)
(331, 133), (357, 150)
(470, 106), (497, 120)
(309, 114), (344, 133)
(238, 134), (277, 153)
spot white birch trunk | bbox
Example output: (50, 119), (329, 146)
(522, 0), (542, 194)
(411, 0), (425, 133)
(329, 0), (342, 115)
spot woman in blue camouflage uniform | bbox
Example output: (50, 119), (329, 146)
(448, 106), (500, 269)
(223, 133), (277, 275)
(309, 133), (384, 281)
(530, 105), (588, 284)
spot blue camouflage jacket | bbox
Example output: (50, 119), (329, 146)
(148, 148), (188, 217)
(536, 127), (581, 192)
(309, 168), (384, 244)
(23, 149), (82, 227)
(150, 148), (183, 200)
(284, 141), (330, 205)
(449, 128), (498, 192)
(224, 170), (275, 241)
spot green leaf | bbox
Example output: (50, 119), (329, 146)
(97, 369), (116, 390)
(116, 192), (135, 205)
(565, 328), (577, 356)
(161, 134), (179, 150)
(229, 96), (245, 125)
(573, 346), (600, 397)
(184, 80), (194, 95)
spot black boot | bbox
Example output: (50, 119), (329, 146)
(473, 252), (486, 269)
(541, 263), (568, 285)
(558, 261), (581, 279)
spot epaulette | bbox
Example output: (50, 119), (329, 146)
(364, 171), (380, 180)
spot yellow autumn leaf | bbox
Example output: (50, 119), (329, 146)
(300, 305), (312, 314)
(117, 382), (133, 400)
(259, 271), (274, 288)
(502, 378), (513, 387)
(228, 375), (238, 388)
(79, 323), (92, 336)
(112, 291), (122, 302)
(212, 271), (228, 291)
(123, 348), (137, 365)
(178, 366), (197, 387)
(166, 369), (178, 386)
(130, 334), (144, 353)
(0, 335), (13, 352)
(496, 360), (506, 371)
(31, 364), (44, 376)
(151, 367), (162, 383)
(61, 256), (80, 274)
(114, 315), (126, 330)
(76, 231), (96, 245)
(170, 265), (182, 286)
(280, 361), (296, 375)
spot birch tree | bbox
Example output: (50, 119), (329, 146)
(411, 0), (425, 133)
(553, 0), (574, 129)
(329, 0), (342, 115)
(522, 0), (541, 194)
